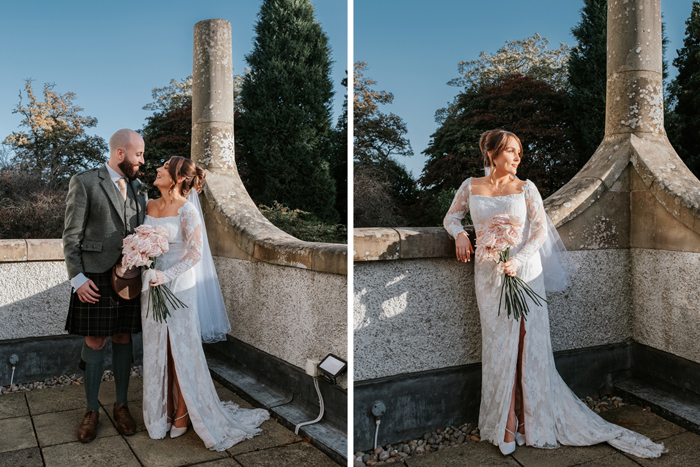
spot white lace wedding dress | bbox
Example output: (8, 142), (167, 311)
(140, 202), (269, 450)
(444, 178), (666, 458)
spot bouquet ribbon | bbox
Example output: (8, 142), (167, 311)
(142, 269), (157, 292)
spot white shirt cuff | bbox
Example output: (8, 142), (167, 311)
(70, 273), (89, 292)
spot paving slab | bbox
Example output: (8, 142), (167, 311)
(600, 404), (686, 441)
(25, 384), (85, 415)
(0, 392), (29, 419)
(124, 427), (228, 467)
(0, 416), (37, 453)
(216, 386), (256, 410)
(98, 377), (143, 406)
(42, 436), (139, 467)
(226, 418), (302, 456)
(233, 441), (338, 467)
(404, 441), (520, 467)
(102, 400), (147, 434)
(0, 446), (43, 467)
(511, 442), (616, 467)
(628, 431), (700, 467)
(33, 406), (117, 447)
(576, 450), (642, 466)
(191, 458), (243, 466)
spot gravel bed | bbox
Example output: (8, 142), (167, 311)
(354, 394), (629, 466)
(0, 365), (142, 395)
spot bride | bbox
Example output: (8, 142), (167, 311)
(443, 129), (666, 458)
(141, 156), (269, 450)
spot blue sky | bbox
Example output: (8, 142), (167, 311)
(354, 0), (697, 178)
(0, 0), (347, 154)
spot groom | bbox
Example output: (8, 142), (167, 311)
(63, 129), (148, 443)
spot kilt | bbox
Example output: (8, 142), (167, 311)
(65, 267), (142, 336)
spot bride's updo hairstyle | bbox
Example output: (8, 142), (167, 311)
(479, 129), (522, 172)
(166, 156), (206, 197)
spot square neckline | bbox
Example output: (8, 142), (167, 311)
(467, 177), (526, 199)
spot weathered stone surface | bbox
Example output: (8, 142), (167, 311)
(354, 228), (401, 262)
(215, 257), (347, 388)
(572, 451), (642, 467)
(0, 261), (70, 340)
(226, 419), (301, 456)
(0, 416), (36, 453)
(192, 20), (234, 126)
(42, 436), (140, 467)
(125, 429), (227, 467)
(0, 392), (28, 420)
(0, 447), (43, 467)
(34, 406), (118, 447)
(0, 239), (26, 262)
(25, 379), (86, 415)
(404, 440), (519, 466)
(632, 431), (700, 467)
(26, 239), (64, 261)
(599, 404), (686, 442)
(511, 443), (615, 467)
(233, 441), (338, 466)
(631, 249), (700, 365)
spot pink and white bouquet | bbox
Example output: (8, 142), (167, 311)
(122, 225), (187, 323)
(475, 214), (546, 321)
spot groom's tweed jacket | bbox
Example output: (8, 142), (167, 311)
(63, 164), (148, 279)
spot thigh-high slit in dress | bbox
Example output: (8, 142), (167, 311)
(444, 178), (665, 458)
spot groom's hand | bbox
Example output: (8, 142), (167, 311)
(77, 280), (100, 304)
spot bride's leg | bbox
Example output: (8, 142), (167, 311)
(516, 318), (526, 435)
(166, 332), (174, 423)
(504, 318), (527, 443)
(167, 332), (189, 428)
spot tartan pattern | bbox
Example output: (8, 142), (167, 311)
(65, 267), (142, 336)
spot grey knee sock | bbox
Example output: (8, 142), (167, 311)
(81, 343), (105, 411)
(112, 340), (133, 406)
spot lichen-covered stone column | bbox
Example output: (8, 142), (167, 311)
(606, 0), (664, 136)
(190, 18), (346, 273)
(192, 19), (236, 173)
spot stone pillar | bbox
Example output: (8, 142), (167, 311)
(192, 19), (236, 173)
(606, 0), (665, 137)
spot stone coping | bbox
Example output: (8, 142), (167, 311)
(0, 239), (63, 263)
(354, 226), (475, 262)
(204, 170), (347, 275)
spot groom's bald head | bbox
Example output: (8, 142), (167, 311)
(109, 129), (144, 179)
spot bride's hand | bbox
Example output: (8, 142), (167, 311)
(455, 231), (473, 263)
(149, 270), (165, 287)
(502, 259), (518, 277)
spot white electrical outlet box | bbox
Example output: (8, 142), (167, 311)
(306, 358), (320, 377)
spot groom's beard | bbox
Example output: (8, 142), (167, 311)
(118, 160), (141, 180)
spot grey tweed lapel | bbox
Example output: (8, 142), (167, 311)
(98, 165), (126, 226)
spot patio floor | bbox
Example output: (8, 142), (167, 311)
(389, 404), (700, 467)
(0, 376), (340, 466)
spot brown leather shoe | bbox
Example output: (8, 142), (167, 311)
(77, 409), (99, 443)
(113, 403), (136, 436)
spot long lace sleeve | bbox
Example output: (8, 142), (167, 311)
(443, 178), (471, 239)
(511, 180), (547, 268)
(162, 202), (203, 283)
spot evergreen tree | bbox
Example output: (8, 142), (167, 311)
(668, 1), (700, 176)
(240, 0), (338, 223)
(568, 0), (607, 160)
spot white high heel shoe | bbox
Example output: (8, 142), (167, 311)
(515, 418), (525, 446)
(499, 427), (516, 455)
(170, 412), (189, 438)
